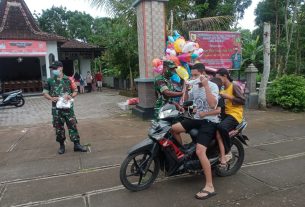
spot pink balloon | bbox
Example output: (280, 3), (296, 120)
(177, 53), (191, 63)
(152, 58), (162, 67)
(153, 65), (163, 74)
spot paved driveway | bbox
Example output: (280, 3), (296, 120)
(1, 92), (305, 207)
(0, 89), (127, 127)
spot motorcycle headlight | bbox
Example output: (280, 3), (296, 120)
(159, 109), (172, 119)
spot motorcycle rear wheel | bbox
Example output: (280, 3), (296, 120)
(215, 137), (244, 177)
(120, 151), (160, 191)
(15, 97), (25, 107)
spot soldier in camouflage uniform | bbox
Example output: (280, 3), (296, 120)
(154, 60), (184, 119)
(43, 61), (87, 154)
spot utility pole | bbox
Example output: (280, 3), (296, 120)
(258, 22), (271, 109)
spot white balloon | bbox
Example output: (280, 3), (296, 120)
(166, 48), (177, 56)
(193, 48), (204, 57)
(182, 42), (197, 53)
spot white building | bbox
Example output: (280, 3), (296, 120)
(0, 0), (102, 92)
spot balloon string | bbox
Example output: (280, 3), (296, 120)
(179, 81), (186, 105)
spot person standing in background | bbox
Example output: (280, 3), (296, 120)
(95, 71), (103, 92)
(73, 72), (81, 92)
(86, 71), (93, 93)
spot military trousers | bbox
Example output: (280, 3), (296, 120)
(52, 107), (80, 143)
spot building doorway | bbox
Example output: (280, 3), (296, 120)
(0, 57), (43, 92)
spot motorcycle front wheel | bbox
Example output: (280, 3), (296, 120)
(15, 97), (25, 107)
(120, 151), (160, 191)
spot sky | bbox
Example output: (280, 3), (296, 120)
(24, 0), (261, 31)
(24, 0), (107, 18)
(238, 0), (262, 31)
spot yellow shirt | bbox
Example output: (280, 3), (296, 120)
(221, 83), (244, 123)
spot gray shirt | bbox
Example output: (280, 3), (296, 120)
(189, 81), (220, 123)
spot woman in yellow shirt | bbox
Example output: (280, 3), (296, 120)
(215, 68), (245, 167)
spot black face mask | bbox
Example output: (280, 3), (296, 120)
(164, 69), (173, 78)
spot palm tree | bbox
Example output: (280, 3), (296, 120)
(241, 35), (264, 68)
(88, 0), (234, 31)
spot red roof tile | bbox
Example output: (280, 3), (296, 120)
(0, 0), (66, 41)
(60, 40), (99, 49)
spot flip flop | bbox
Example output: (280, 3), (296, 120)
(225, 151), (233, 162)
(195, 189), (217, 200)
(217, 162), (228, 170)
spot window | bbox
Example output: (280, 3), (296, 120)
(49, 53), (55, 65)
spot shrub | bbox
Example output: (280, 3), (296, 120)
(267, 75), (305, 112)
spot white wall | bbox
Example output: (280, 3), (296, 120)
(38, 56), (47, 82)
(46, 41), (58, 78)
(80, 58), (91, 77)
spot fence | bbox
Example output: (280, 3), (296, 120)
(103, 76), (131, 90)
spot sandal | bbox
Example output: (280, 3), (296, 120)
(195, 188), (217, 200)
(225, 151), (233, 162)
(217, 162), (228, 170)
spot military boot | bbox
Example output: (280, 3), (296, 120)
(58, 142), (65, 154)
(74, 141), (87, 152)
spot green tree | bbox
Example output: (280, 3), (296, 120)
(35, 6), (94, 42)
(35, 6), (70, 38)
(254, 0), (305, 76)
(241, 35), (264, 70)
(66, 11), (94, 42)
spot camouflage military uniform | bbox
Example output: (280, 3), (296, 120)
(43, 75), (80, 143)
(154, 75), (175, 119)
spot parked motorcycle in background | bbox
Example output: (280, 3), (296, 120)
(0, 90), (25, 107)
(120, 102), (248, 191)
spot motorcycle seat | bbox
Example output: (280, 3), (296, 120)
(189, 129), (198, 141)
(188, 119), (247, 139)
(229, 119), (247, 137)
(187, 129), (216, 149)
(2, 90), (21, 97)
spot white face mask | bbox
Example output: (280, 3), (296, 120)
(187, 77), (201, 86)
(52, 69), (60, 76)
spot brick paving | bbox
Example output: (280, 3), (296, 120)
(0, 89), (127, 127)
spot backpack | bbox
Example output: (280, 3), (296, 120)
(233, 80), (247, 94)
(80, 77), (84, 85)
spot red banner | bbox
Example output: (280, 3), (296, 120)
(189, 31), (242, 70)
(0, 40), (47, 57)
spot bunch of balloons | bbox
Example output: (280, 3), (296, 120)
(152, 30), (205, 84)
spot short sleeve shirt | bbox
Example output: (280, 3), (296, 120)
(154, 75), (175, 105)
(43, 75), (77, 98)
(188, 81), (220, 123)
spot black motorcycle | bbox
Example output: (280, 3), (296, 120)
(120, 102), (248, 191)
(0, 90), (25, 107)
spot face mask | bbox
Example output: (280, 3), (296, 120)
(187, 77), (201, 85)
(52, 69), (60, 77)
(164, 70), (173, 78)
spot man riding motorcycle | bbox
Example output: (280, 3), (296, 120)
(171, 63), (219, 200)
(154, 60), (183, 119)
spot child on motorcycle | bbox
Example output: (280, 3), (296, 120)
(216, 68), (246, 168)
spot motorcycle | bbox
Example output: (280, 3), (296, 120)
(120, 102), (249, 191)
(0, 90), (25, 107)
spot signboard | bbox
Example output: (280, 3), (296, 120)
(189, 31), (241, 70)
(0, 40), (47, 57)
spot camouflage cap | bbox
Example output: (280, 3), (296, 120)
(49, 61), (63, 69)
(163, 60), (176, 69)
